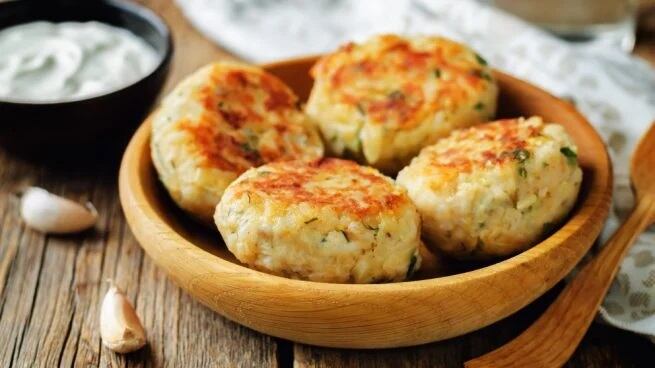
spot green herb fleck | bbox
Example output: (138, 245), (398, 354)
(365, 224), (379, 237)
(475, 53), (488, 66)
(542, 162), (550, 168)
(474, 102), (485, 111)
(320, 236), (327, 244)
(560, 147), (578, 165)
(388, 90), (404, 100)
(241, 141), (257, 153)
(406, 254), (418, 279)
(472, 69), (492, 81)
(478, 222), (485, 229)
(340, 230), (349, 242)
(304, 218), (318, 224)
(518, 166), (527, 178)
(514, 149), (530, 178)
(356, 103), (366, 115)
(246, 192), (251, 203)
(513, 148), (530, 163)
(241, 141), (261, 162)
(246, 144), (260, 156)
(258, 171), (271, 176)
(433, 68), (442, 78)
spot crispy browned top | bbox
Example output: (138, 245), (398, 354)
(177, 64), (317, 174)
(310, 34), (492, 129)
(233, 158), (410, 218)
(422, 118), (544, 173)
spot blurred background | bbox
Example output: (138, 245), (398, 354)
(491, 0), (640, 50)
(171, 0), (655, 61)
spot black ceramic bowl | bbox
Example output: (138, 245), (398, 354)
(0, 0), (173, 161)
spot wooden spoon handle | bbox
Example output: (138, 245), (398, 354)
(465, 196), (655, 368)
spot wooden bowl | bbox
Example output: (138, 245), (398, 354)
(119, 56), (612, 348)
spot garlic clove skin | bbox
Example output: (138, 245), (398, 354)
(100, 284), (147, 354)
(20, 187), (98, 234)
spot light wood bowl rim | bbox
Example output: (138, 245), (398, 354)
(119, 56), (613, 348)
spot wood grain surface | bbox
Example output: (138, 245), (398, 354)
(1, 0), (655, 367)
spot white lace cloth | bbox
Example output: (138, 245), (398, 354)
(176, 0), (655, 340)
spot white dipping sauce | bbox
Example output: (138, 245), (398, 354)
(0, 21), (160, 102)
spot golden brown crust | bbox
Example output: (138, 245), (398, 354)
(310, 34), (492, 130)
(231, 158), (409, 218)
(176, 64), (314, 174)
(396, 116), (582, 259)
(420, 118), (544, 173)
(150, 62), (324, 223)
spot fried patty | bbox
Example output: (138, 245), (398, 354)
(306, 34), (498, 174)
(151, 62), (323, 222)
(397, 116), (582, 259)
(215, 158), (422, 283)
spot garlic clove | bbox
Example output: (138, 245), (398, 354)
(20, 186), (98, 234)
(100, 284), (147, 354)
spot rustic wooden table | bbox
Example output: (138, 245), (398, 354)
(2, 1), (655, 367)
